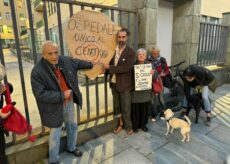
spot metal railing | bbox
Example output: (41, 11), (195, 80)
(197, 22), (228, 66)
(0, 0), (138, 146)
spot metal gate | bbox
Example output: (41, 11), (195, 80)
(0, 0), (138, 146)
(197, 22), (228, 66)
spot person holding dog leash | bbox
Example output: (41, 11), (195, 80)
(182, 64), (216, 126)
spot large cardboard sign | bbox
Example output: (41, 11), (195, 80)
(134, 64), (152, 91)
(65, 10), (120, 79)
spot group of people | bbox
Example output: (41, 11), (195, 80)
(102, 28), (169, 134)
(0, 27), (216, 164)
(102, 28), (216, 135)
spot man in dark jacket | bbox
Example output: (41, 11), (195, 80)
(103, 28), (135, 135)
(182, 64), (216, 126)
(31, 41), (93, 164)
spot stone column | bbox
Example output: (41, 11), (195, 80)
(171, 0), (201, 68)
(222, 12), (230, 66)
(118, 0), (158, 51)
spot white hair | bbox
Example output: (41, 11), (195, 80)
(41, 40), (58, 54)
(152, 45), (160, 52)
(136, 48), (147, 56)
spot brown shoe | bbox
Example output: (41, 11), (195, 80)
(127, 129), (133, 135)
(113, 125), (123, 134)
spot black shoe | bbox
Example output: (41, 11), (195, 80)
(206, 117), (211, 126)
(67, 148), (83, 157)
(141, 126), (148, 132)
(50, 161), (59, 164)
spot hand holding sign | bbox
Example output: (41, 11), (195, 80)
(134, 64), (152, 91)
(65, 10), (120, 79)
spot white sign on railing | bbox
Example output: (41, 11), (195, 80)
(134, 64), (152, 91)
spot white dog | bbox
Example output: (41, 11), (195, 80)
(164, 108), (191, 142)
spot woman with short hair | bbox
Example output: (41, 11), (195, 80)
(131, 48), (157, 132)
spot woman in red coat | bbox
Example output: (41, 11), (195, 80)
(148, 46), (168, 121)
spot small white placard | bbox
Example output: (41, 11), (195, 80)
(134, 64), (152, 91)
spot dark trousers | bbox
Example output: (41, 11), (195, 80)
(131, 102), (150, 131)
(0, 127), (8, 164)
(111, 84), (132, 130)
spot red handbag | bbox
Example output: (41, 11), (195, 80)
(2, 84), (36, 141)
(153, 76), (163, 94)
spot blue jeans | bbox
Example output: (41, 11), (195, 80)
(183, 86), (212, 112)
(49, 99), (77, 163)
(201, 86), (212, 112)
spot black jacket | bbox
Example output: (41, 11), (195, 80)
(183, 65), (216, 99)
(31, 56), (93, 128)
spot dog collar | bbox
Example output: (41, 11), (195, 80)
(166, 116), (173, 122)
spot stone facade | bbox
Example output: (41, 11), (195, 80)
(118, 0), (201, 67)
(222, 12), (230, 67)
(118, 0), (158, 51)
(171, 0), (201, 68)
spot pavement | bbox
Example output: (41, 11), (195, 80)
(39, 84), (230, 164)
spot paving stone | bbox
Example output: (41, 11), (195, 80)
(206, 125), (230, 146)
(214, 101), (230, 113)
(174, 133), (227, 163)
(102, 148), (152, 164)
(116, 129), (133, 139)
(212, 113), (230, 127)
(82, 133), (130, 163)
(147, 142), (208, 164)
(190, 119), (219, 134)
(211, 104), (222, 117)
(192, 131), (230, 154)
(148, 129), (228, 163)
(147, 120), (167, 137)
(124, 130), (168, 156)
(217, 97), (230, 105)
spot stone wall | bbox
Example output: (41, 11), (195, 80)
(222, 12), (230, 67)
(171, 0), (201, 68)
(118, 0), (158, 51)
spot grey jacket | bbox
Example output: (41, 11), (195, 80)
(31, 56), (93, 128)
